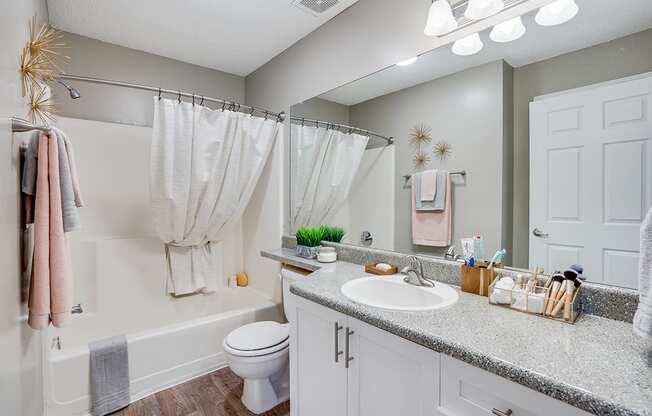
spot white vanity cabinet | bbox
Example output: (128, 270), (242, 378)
(290, 295), (438, 416)
(290, 294), (591, 416)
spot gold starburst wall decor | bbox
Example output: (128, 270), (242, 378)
(20, 16), (68, 97)
(433, 140), (452, 160)
(27, 84), (56, 125)
(413, 150), (431, 169)
(409, 123), (432, 147)
(28, 16), (67, 70)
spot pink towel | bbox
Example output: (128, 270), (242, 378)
(411, 174), (452, 247)
(420, 170), (437, 201)
(28, 132), (73, 329)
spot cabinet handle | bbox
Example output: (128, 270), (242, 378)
(491, 409), (513, 416)
(334, 322), (343, 363)
(345, 328), (354, 368)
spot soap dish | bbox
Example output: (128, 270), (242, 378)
(365, 263), (398, 275)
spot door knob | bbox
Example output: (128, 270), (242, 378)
(491, 409), (513, 416)
(532, 228), (549, 238)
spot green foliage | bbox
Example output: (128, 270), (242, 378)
(295, 227), (324, 247)
(320, 225), (345, 243)
(295, 225), (346, 246)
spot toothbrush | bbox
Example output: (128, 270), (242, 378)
(487, 249), (506, 270)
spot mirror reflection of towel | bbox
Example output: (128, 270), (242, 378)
(411, 174), (452, 247)
(415, 170), (448, 212)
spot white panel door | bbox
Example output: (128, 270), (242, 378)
(346, 318), (439, 416)
(290, 295), (348, 416)
(530, 73), (652, 288)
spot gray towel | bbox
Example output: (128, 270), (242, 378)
(89, 335), (130, 416)
(414, 170), (448, 211)
(433, 170), (448, 211)
(22, 131), (80, 232)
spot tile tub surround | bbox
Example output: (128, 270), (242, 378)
(280, 236), (639, 323)
(279, 258), (652, 416)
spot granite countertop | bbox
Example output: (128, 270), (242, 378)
(261, 248), (652, 416)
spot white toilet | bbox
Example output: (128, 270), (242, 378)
(223, 266), (305, 414)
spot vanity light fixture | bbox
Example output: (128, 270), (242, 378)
(396, 56), (418, 67)
(464, 0), (505, 20)
(535, 0), (579, 26)
(424, 0), (458, 36)
(489, 16), (526, 42)
(452, 33), (484, 56)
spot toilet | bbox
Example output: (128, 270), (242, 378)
(223, 266), (306, 414)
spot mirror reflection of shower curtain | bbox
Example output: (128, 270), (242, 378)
(150, 98), (282, 296)
(290, 123), (369, 231)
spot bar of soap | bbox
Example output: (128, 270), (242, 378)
(376, 263), (392, 271)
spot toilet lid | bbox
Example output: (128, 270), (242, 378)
(225, 321), (289, 352)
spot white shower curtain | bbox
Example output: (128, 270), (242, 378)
(290, 123), (369, 230)
(150, 98), (281, 296)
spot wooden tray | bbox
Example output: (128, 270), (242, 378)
(365, 263), (398, 275)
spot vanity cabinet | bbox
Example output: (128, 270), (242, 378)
(290, 294), (590, 416)
(290, 295), (438, 416)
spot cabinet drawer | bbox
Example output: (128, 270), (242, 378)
(438, 355), (591, 416)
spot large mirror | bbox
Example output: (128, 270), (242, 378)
(288, 0), (652, 289)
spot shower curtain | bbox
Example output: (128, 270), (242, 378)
(290, 123), (369, 230)
(150, 98), (282, 296)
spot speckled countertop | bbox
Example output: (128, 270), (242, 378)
(261, 248), (652, 416)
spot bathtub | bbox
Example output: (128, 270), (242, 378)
(44, 287), (282, 416)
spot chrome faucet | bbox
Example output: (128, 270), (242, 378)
(401, 255), (435, 288)
(444, 245), (463, 262)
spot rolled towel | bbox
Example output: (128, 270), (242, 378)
(490, 277), (515, 305)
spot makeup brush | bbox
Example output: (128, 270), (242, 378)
(545, 272), (564, 315)
(551, 274), (577, 317)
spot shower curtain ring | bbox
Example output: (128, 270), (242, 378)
(301, 117), (305, 127)
(177, 90), (181, 103)
(250, 106), (255, 116)
(157, 88), (162, 101)
(222, 101), (226, 111)
(200, 96), (204, 106)
(192, 94), (195, 105)
(264, 111), (269, 120)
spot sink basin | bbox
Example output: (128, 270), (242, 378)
(341, 274), (459, 311)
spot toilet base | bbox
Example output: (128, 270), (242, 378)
(241, 362), (289, 414)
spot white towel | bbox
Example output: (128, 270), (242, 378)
(633, 207), (652, 339)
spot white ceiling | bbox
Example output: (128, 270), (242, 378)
(320, 0), (652, 105)
(47, 0), (358, 76)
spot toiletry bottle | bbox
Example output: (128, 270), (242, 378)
(473, 234), (484, 260)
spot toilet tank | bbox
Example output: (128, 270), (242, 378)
(281, 266), (311, 322)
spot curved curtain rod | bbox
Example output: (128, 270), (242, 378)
(289, 116), (394, 146)
(58, 74), (286, 121)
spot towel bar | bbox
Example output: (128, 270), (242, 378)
(403, 171), (466, 187)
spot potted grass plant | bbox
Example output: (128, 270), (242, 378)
(320, 225), (345, 243)
(295, 227), (324, 259)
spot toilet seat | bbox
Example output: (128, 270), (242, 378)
(224, 321), (289, 357)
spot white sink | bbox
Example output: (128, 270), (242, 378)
(340, 274), (459, 311)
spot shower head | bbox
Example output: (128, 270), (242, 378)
(56, 79), (81, 99)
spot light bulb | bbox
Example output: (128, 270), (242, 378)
(465, 0), (504, 20)
(535, 0), (579, 26)
(490, 16), (526, 43)
(424, 0), (458, 36)
(452, 33), (484, 56)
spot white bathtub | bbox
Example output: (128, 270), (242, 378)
(44, 287), (281, 416)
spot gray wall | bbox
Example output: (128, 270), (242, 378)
(0, 2), (47, 415)
(349, 61), (511, 258)
(512, 28), (652, 268)
(55, 32), (245, 127)
(291, 97), (350, 125)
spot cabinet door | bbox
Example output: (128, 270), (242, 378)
(437, 355), (591, 416)
(290, 295), (348, 416)
(347, 318), (439, 416)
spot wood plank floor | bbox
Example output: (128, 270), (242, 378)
(112, 367), (290, 416)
